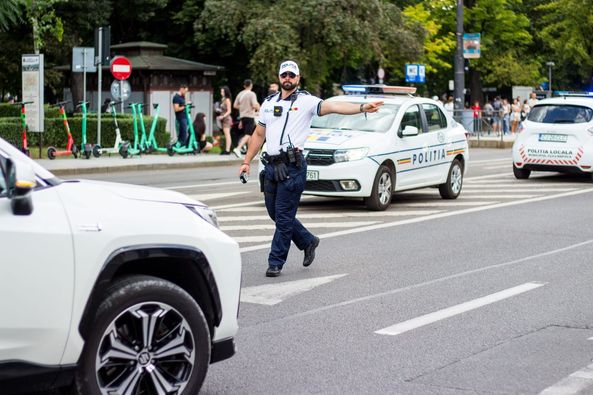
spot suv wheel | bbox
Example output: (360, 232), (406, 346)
(439, 159), (463, 199)
(76, 275), (210, 395)
(364, 165), (393, 211)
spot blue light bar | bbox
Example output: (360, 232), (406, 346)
(342, 85), (367, 93)
(341, 85), (417, 95)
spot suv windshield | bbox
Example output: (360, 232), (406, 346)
(528, 104), (593, 124)
(311, 103), (399, 132)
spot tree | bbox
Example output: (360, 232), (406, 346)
(0, 0), (22, 32)
(193, 0), (423, 94)
(536, 0), (593, 90)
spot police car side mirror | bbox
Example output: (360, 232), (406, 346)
(399, 125), (419, 137)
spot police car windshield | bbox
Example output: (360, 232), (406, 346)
(311, 103), (399, 132)
(528, 104), (593, 124)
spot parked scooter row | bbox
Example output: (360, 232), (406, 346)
(15, 100), (201, 160)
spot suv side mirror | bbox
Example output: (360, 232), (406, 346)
(0, 156), (35, 215)
(399, 125), (419, 137)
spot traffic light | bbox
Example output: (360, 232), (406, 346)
(94, 26), (111, 66)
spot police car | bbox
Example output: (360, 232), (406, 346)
(512, 95), (593, 179)
(296, 85), (469, 210)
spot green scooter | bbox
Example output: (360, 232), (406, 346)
(144, 104), (166, 153)
(77, 101), (92, 159)
(93, 100), (124, 157)
(119, 103), (143, 158)
(167, 102), (199, 156)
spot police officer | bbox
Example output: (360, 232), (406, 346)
(239, 60), (383, 277)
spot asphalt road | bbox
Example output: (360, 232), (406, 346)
(63, 148), (593, 394)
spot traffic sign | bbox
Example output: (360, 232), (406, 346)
(110, 56), (132, 80)
(110, 80), (131, 101)
(405, 64), (426, 84)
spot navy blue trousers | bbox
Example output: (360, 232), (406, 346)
(263, 159), (316, 268)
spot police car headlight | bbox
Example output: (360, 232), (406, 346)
(333, 147), (368, 163)
(186, 205), (219, 228)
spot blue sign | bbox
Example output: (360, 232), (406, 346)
(463, 33), (481, 59)
(405, 64), (426, 84)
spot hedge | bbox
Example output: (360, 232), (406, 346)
(0, 103), (61, 118)
(0, 116), (170, 149)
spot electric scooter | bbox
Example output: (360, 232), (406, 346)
(47, 101), (78, 160)
(136, 103), (150, 153)
(92, 100), (124, 157)
(12, 101), (33, 156)
(118, 103), (142, 158)
(167, 102), (199, 156)
(144, 104), (166, 153)
(77, 101), (92, 159)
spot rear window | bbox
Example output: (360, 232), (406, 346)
(528, 104), (593, 124)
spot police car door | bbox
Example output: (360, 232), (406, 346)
(395, 104), (435, 187)
(0, 150), (74, 365)
(420, 103), (450, 184)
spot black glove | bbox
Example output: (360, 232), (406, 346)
(274, 162), (289, 182)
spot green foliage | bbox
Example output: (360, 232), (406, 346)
(0, 0), (22, 31)
(195, 0), (423, 90)
(0, 104), (64, 118)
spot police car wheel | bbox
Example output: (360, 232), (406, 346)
(513, 163), (531, 179)
(364, 165), (393, 211)
(439, 159), (463, 199)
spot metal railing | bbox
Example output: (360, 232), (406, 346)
(450, 109), (518, 142)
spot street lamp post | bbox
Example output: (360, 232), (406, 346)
(546, 61), (555, 98)
(454, 0), (465, 111)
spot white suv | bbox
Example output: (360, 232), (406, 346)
(0, 136), (241, 394)
(512, 96), (593, 179)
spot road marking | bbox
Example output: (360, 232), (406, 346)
(470, 158), (511, 165)
(167, 180), (251, 190)
(217, 206), (268, 212)
(540, 362), (593, 395)
(234, 235), (272, 243)
(239, 188), (593, 252)
(241, 274), (348, 305)
(484, 164), (514, 170)
(211, 195), (316, 210)
(461, 188), (575, 193)
(221, 221), (378, 231)
(459, 194), (538, 199)
(187, 191), (250, 201)
(375, 282), (545, 336)
(219, 210), (442, 222)
(465, 172), (514, 181)
(400, 201), (498, 207)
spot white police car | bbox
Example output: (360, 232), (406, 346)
(302, 85), (469, 210)
(512, 95), (593, 179)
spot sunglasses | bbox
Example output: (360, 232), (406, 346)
(280, 72), (297, 79)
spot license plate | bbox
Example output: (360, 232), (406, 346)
(539, 133), (567, 143)
(306, 170), (319, 181)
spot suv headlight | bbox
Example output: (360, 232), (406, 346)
(333, 147), (369, 163)
(186, 205), (219, 228)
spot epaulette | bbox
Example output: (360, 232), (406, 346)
(265, 92), (280, 101)
(296, 90), (311, 95)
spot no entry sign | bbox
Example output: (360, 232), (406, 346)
(110, 56), (132, 80)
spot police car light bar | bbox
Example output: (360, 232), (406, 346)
(342, 85), (417, 95)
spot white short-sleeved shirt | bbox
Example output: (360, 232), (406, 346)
(258, 91), (323, 155)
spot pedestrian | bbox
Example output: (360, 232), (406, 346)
(267, 83), (279, 96)
(470, 100), (481, 134)
(7, 95), (15, 104)
(483, 100), (494, 134)
(528, 92), (538, 109)
(492, 96), (502, 134)
(217, 86), (233, 155)
(502, 98), (511, 135)
(233, 79), (260, 158)
(172, 84), (189, 146)
(511, 98), (521, 134)
(238, 60), (383, 277)
(192, 112), (213, 153)
(444, 96), (454, 116)
(101, 98), (112, 113)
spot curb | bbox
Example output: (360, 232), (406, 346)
(469, 139), (514, 149)
(38, 158), (250, 176)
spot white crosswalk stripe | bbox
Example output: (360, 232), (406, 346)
(179, 174), (592, 246)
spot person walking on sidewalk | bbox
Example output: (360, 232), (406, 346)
(238, 60), (383, 278)
(217, 86), (233, 155)
(233, 79), (260, 158)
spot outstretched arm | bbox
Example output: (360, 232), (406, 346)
(239, 124), (266, 176)
(319, 100), (383, 116)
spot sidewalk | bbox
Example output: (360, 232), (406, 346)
(468, 133), (516, 149)
(35, 152), (249, 176)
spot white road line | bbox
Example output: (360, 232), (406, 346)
(465, 183), (585, 188)
(217, 206), (268, 212)
(234, 235), (273, 243)
(400, 201), (498, 207)
(239, 188), (593, 252)
(459, 194), (538, 199)
(186, 191), (250, 201)
(166, 180), (249, 190)
(375, 282), (546, 336)
(470, 158), (511, 165)
(484, 164), (514, 170)
(461, 188), (575, 193)
(219, 210), (442, 222)
(256, 239), (593, 323)
(465, 172), (514, 181)
(540, 362), (593, 395)
(221, 221), (378, 231)
(241, 274), (348, 305)
(211, 195), (316, 210)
